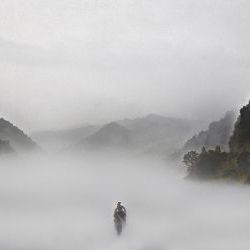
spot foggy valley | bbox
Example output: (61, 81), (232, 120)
(1, 0), (250, 249)
(1, 154), (250, 250)
(1, 105), (250, 249)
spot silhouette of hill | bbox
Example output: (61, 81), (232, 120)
(121, 114), (195, 151)
(182, 102), (250, 183)
(34, 114), (199, 155)
(183, 111), (236, 152)
(0, 139), (14, 154)
(230, 101), (250, 153)
(76, 114), (198, 155)
(82, 122), (132, 150)
(0, 118), (38, 152)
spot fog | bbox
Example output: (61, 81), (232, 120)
(1, 1), (250, 249)
(0, 154), (250, 250)
(1, 0), (250, 131)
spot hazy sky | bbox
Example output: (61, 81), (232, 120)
(0, 0), (250, 132)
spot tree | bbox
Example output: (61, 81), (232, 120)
(183, 151), (199, 172)
(201, 146), (206, 154)
(237, 151), (250, 170)
(215, 145), (221, 153)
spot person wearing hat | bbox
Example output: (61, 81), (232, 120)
(114, 202), (126, 221)
(114, 202), (127, 235)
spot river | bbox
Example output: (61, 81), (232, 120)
(0, 154), (249, 250)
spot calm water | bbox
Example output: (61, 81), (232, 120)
(0, 155), (249, 250)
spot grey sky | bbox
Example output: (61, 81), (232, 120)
(0, 0), (250, 132)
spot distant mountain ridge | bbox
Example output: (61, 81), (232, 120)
(183, 111), (236, 152)
(32, 114), (202, 155)
(0, 118), (38, 153)
(33, 114), (199, 155)
(76, 114), (199, 155)
(183, 101), (250, 184)
(83, 122), (132, 149)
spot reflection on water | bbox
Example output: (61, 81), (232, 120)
(0, 155), (250, 250)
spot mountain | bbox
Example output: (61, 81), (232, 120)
(182, 102), (250, 183)
(0, 139), (14, 154)
(32, 125), (99, 152)
(120, 114), (196, 151)
(183, 111), (236, 152)
(82, 122), (132, 150)
(76, 114), (198, 155)
(229, 101), (250, 153)
(0, 118), (38, 153)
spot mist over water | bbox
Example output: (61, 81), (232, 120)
(1, 0), (250, 249)
(0, 154), (249, 250)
